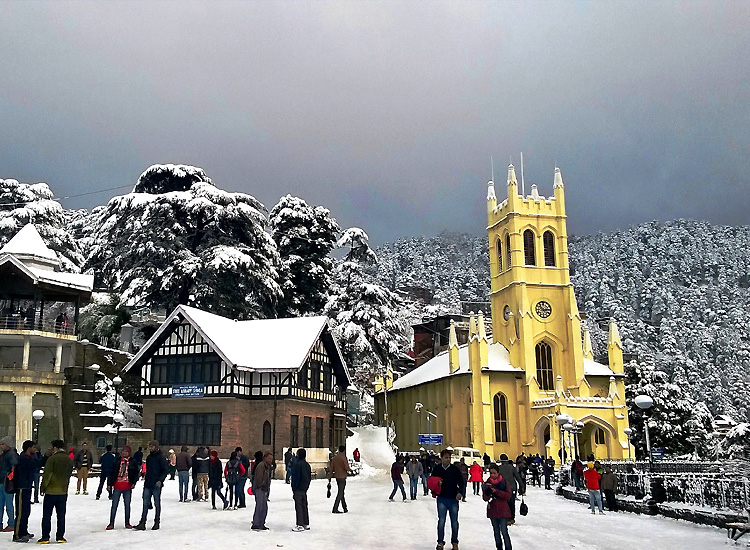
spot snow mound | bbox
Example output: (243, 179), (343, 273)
(348, 425), (395, 477)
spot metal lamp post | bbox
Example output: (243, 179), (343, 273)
(32, 409), (45, 443)
(623, 427), (633, 461)
(415, 402), (423, 437)
(575, 421), (584, 459)
(113, 375), (122, 450)
(556, 413), (571, 465)
(89, 363), (100, 409)
(113, 412), (124, 453)
(427, 411), (437, 453)
(634, 395), (654, 469)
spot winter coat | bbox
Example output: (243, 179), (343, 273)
(74, 449), (94, 469)
(99, 451), (117, 475)
(431, 462), (466, 500)
(422, 457), (433, 475)
(238, 454), (251, 479)
(290, 458), (312, 493)
(15, 452), (36, 489)
(208, 458), (223, 489)
(0, 447), (19, 480)
(406, 460), (423, 478)
(483, 475), (512, 519)
(193, 449), (210, 474)
(542, 459), (555, 476)
(41, 450), (74, 495)
(468, 463), (484, 482)
(497, 461), (523, 493)
(143, 449), (169, 489)
(600, 471), (617, 492)
(176, 451), (192, 472)
(107, 457), (140, 490)
(133, 449), (143, 465)
(284, 449), (294, 467)
(584, 468), (601, 490)
(573, 460), (584, 475)
(253, 460), (272, 492)
(458, 461), (469, 481)
(391, 462), (404, 480)
(328, 451), (349, 480)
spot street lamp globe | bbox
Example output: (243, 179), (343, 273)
(113, 412), (124, 424)
(563, 423), (573, 431)
(113, 375), (122, 386)
(623, 427), (633, 437)
(634, 395), (654, 410)
(89, 363), (100, 373)
(556, 413), (571, 426)
(576, 421), (584, 430)
(33, 409), (45, 421)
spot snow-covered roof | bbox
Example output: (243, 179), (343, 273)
(0, 223), (58, 262)
(583, 358), (615, 377)
(390, 341), (522, 391)
(0, 254), (94, 292)
(124, 305), (350, 385)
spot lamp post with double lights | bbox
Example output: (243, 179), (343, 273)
(555, 413), (571, 465)
(33, 409), (45, 443)
(113, 412), (124, 453)
(89, 363), (100, 409)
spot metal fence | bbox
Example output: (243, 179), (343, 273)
(0, 314), (75, 335)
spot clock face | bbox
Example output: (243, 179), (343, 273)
(535, 301), (552, 319)
(503, 305), (512, 322)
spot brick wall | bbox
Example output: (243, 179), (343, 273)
(142, 396), (339, 460)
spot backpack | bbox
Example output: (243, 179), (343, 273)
(226, 460), (240, 484)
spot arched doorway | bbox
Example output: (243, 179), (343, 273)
(579, 420), (613, 460)
(533, 417), (551, 457)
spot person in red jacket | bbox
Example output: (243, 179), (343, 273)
(483, 463), (512, 550)
(583, 461), (604, 514)
(468, 461), (484, 496)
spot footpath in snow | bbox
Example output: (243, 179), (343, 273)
(11, 427), (731, 549)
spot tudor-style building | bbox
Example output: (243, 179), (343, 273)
(123, 305), (350, 461)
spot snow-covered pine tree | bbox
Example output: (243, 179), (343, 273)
(0, 178), (84, 270)
(87, 164), (281, 319)
(269, 195), (340, 317)
(325, 228), (409, 391)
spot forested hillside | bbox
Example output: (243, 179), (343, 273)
(372, 221), (750, 427)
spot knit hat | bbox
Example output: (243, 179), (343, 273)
(210, 450), (218, 458)
(0, 436), (14, 448)
(122, 445), (132, 455)
(587, 461), (594, 469)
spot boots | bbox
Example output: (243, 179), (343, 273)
(452, 544), (459, 550)
(436, 543), (445, 550)
(133, 523), (146, 531)
(152, 522), (160, 530)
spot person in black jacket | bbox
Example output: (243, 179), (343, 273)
(290, 448), (311, 532)
(235, 447), (250, 508)
(208, 450), (228, 510)
(13, 440), (37, 542)
(96, 445), (117, 500)
(431, 449), (466, 550)
(133, 440), (169, 531)
(106, 445), (139, 530)
(193, 447), (210, 502)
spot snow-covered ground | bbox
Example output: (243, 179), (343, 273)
(11, 427), (731, 549)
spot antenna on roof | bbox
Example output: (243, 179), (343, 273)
(491, 156), (494, 182)
(520, 152), (525, 196)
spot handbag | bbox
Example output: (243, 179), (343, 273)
(4, 466), (17, 494)
(427, 475), (442, 497)
(519, 496), (528, 516)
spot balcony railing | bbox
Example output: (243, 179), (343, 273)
(0, 315), (75, 336)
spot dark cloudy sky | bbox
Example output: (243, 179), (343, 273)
(1, 1), (748, 244)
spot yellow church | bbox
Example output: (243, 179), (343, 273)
(374, 164), (631, 464)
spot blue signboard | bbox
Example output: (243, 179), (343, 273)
(418, 434), (444, 446)
(651, 448), (665, 459)
(172, 384), (205, 398)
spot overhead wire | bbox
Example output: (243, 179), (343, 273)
(0, 183), (134, 208)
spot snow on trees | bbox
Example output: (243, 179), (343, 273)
(87, 164), (281, 319)
(0, 178), (84, 270)
(269, 195), (340, 317)
(325, 228), (409, 392)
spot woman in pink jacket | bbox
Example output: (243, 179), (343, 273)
(482, 463), (513, 550)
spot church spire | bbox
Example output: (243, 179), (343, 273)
(554, 166), (564, 188)
(448, 320), (460, 373)
(582, 328), (594, 360)
(507, 164), (518, 189)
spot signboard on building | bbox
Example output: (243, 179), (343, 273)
(418, 434), (444, 446)
(171, 384), (205, 398)
(651, 448), (665, 459)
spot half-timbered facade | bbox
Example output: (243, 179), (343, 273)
(123, 305), (350, 459)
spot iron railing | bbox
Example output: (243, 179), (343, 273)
(0, 315), (75, 335)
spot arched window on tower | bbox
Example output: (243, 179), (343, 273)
(524, 229), (536, 266)
(263, 420), (272, 446)
(595, 427), (606, 445)
(493, 393), (509, 443)
(535, 341), (554, 391)
(505, 233), (511, 269)
(496, 239), (503, 271)
(543, 231), (556, 267)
